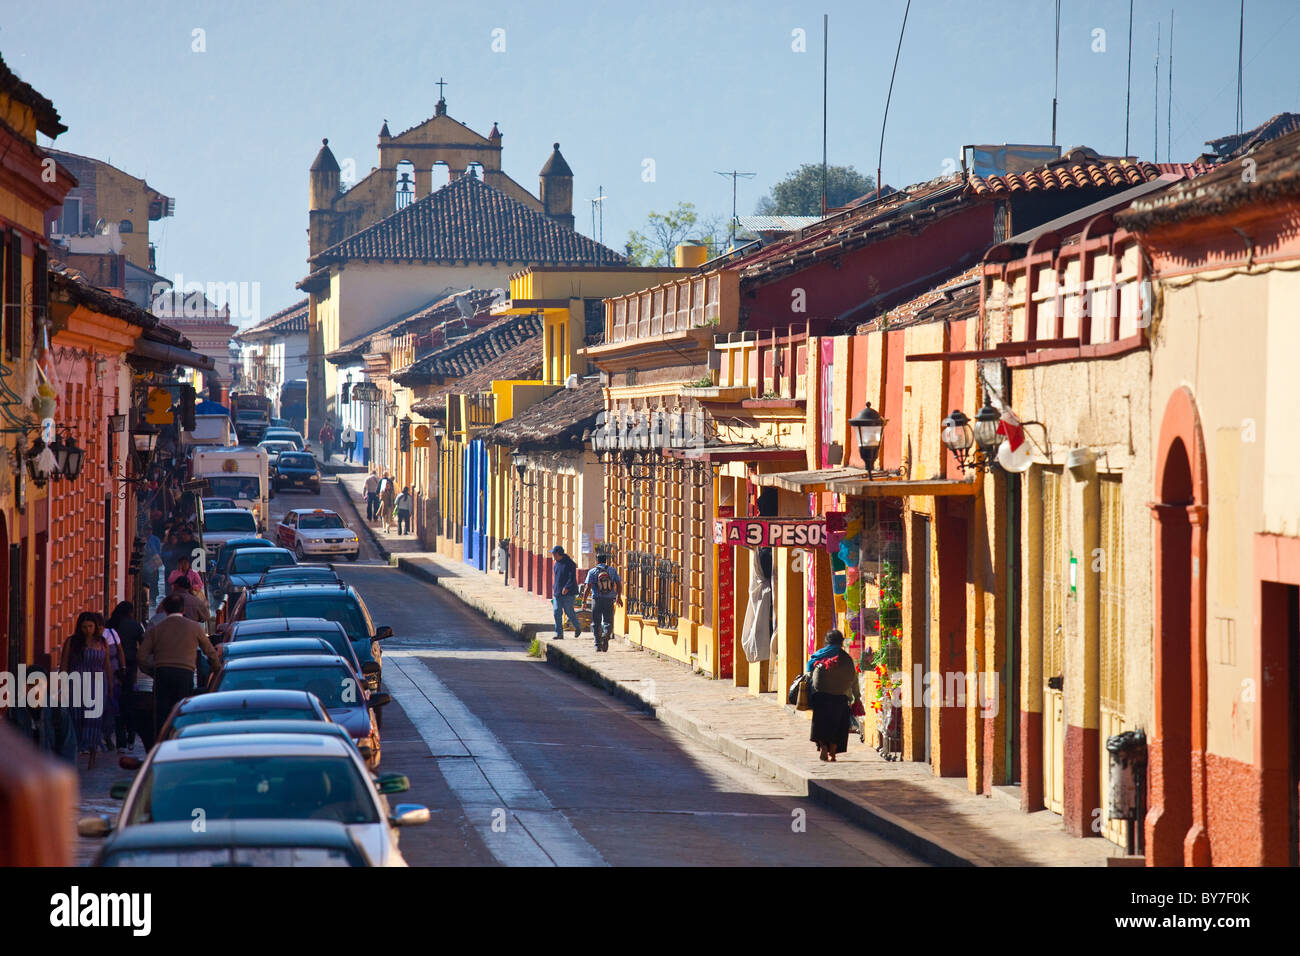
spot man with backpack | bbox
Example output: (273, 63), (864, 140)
(581, 549), (621, 652)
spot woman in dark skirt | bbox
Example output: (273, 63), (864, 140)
(807, 630), (863, 762)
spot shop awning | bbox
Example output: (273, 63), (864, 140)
(129, 337), (215, 372)
(828, 476), (977, 497)
(663, 444), (805, 464)
(750, 467), (869, 493)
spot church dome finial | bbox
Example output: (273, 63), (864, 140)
(379, 119), (391, 140)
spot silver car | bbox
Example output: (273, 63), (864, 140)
(81, 733), (428, 867)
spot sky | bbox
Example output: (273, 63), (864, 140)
(4, 0), (1299, 326)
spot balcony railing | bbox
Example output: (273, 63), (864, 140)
(605, 271), (737, 346)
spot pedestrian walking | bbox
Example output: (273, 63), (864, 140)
(341, 424), (357, 462)
(550, 545), (581, 639)
(806, 629), (863, 763)
(167, 554), (204, 593)
(363, 470), (381, 521)
(138, 595), (219, 740)
(379, 474), (396, 534)
(105, 601), (144, 753)
(143, 532), (163, 612)
(58, 612), (116, 769)
(169, 576), (210, 625)
(99, 617), (127, 752)
(394, 486), (413, 535)
(581, 549), (621, 652)
(318, 422), (335, 462)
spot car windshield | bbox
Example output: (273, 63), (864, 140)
(206, 512), (258, 534)
(240, 629), (351, 662)
(103, 846), (359, 867)
(217, 664), (358, 708)
(206, 477), (261, 500)
(278, 454), (314, 469)
(246, 596), (368, 641)
(128, 756), (378, 825)
(169, 707), (316, 734)
(203, 499), (235, 511)
(298, 514), (344, 530)
(231, 551), (295, 574)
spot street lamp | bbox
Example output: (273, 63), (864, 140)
(941, 409), (974, 470)
(849, 403), (885, 476)
(131, 424), (159, 473)
(24, 437), (54, 488)
(972, 403), (1004, 460)
(50, 431), (84, 481)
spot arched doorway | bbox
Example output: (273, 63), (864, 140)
(1147, 387), (1210, 866)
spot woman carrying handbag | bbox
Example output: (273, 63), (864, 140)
(805, 629), (863, 762)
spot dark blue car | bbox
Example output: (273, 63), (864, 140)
(274, 451), (321, 494)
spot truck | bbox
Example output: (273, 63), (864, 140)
(280, 379), (307, 435)
(190, 447), (271, 532)
(230, 392), (273, 445)
(182, 412), (236, 452)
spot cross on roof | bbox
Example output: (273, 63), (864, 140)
(436, 77), (447, 99)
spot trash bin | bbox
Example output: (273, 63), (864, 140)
(1105, 728), (1147, 855)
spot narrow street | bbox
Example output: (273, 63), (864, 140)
(277, 474), (924, 866)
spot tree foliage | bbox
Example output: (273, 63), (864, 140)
(755, 164), (876, 216)
(625, 202), (727, 266)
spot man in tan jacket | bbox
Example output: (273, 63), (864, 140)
(139, 595), (220, 737)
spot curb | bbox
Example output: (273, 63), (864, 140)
(330, 475), (390, 560)
(385, 550), (983, 867)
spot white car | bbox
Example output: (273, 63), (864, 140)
(79, 733), (428, 867)
(200, 508), (261, 564)
(277, 508), (360, 562)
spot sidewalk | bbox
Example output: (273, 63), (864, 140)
(335, 472), (1121, 867)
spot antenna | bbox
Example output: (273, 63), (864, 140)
(1167, 10), (1174, 162)
(1124, 0), (1134, 155)
(877, 0), (912, 201)
(1052, 0), (1061, 146)
(1236, 0), (1245, 134)
(715, 170), (756, 245)
(822, 13), (828, 215)
(590, 186), (606, 245)
(1155, 22), (1160, 161)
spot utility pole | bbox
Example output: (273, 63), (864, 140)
(714, 170), (755, 246)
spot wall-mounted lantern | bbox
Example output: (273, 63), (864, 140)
(849, 403), (885, 476)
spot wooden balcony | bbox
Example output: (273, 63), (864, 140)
(593, 270), (740, 355)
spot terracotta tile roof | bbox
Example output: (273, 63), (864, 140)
(0, 53), (65, 137)
(235, 298), (308, 341)
(309, 174), (624, 267)
(396, 311), (542, 387)
(1119, 126), (1300, 229)
(1200, 112), (1300, 162)
(482, 378), (602, 449)
(327, 288), (500, 363)
(969, 156), (1160, 196)
(48, 263), (158, 330)
(410, 342), (544, 419)
(856, 266), (982, 333)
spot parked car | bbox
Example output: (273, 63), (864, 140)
(259, 440), (299, 471)
(217, 636), (338, 666)
(264, 427), (306, 451)
(79, 734), (427, 866)
(277, 508), (359, 561)
(256, 566), (342, 588)
(274, 452), (322, 494)
(93, 819), (377, 867)
(199, 508), (261, 565)
(156, 689), (333, 742)
(209, 546), (296, 607)
(225, 585), (392, 687)
(172, 718), (374, 764)
(209, 654), (388, 767)
(270, 417), (291, 429)
(225, 617), (369, 692)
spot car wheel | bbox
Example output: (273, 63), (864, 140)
(313, 487), (321, 496)
(346, 551), (358, 562)
(295, 542), (306, 561)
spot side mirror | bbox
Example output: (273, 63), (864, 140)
(390, 804), (430, 827)
(109, 781), (131, 800)
(368, 692), (392, 709)
(374, 772), (410, 794)
(374, 626), (394, 641)
(357, 743), (374, 761)
(77, 815), (114, 838)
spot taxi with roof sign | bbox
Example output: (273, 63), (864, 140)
(277, 508), (360, 562)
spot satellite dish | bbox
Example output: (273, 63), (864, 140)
(565, 373), (579, 390)
(489, 288), (508, 309)
(454, 293), (475, 319)
(94, 217), (108, 234)
(997, 439), (1033, 473)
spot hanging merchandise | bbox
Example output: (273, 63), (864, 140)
(739, 548), (773, 662)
